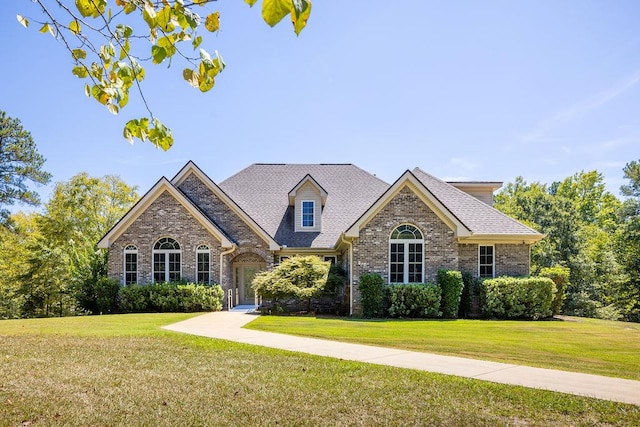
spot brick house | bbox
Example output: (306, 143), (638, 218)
(98, 162), (542, 314)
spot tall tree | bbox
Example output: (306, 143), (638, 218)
(614, 160), (640, 321)
(19, 173), (138, 317)
(17, 0), (312, 150)
(0, 110), (51, 222)
(0, 212), (40, 318)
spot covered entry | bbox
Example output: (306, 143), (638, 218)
(231, 253), (266, 305)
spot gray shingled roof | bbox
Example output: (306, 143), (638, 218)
(219, 164), (390, 248)
(412, 167), (542, 236)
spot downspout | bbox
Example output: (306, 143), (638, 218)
(340, 234), (354, 316)
(220, 244), (237, 310)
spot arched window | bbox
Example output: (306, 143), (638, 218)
(196, 244), (210, 284)
(153, 237), (181, 283)
(124, 244), (138, 285)
(389, 224), (424, 283)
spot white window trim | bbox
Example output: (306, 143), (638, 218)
(388, 224), (424, 284)
(301, 200), (315, 228)
(123, 244), (138, 285)
(478, 244), (495, 278)
(152, 238), (182, 283)
(196, 245), (210, 284)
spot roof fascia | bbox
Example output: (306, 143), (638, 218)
(171, 161), (281, 251)
(97, 177), (233, 249)
(345, 171), (471, 239)
(287, 174), (328, 205)
(458, 233), (544, 245)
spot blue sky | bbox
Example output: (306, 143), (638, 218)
(2, 1), (639, 210)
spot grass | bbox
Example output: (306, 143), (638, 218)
(0, 314), (638, 426)
(245, 315), (640, 380)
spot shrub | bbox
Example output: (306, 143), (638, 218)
(176, 283), (224, 312)
(358, 273), (384, 318)
(538, 266), (570, 315)
(118, 282), (223, 313)
(94, 277), (120, 314)
(482, 276), (556, 320)
(437, 269), (464, 318)
(76, 276), (120, 314)
(119, 284), (150, 312)
(387, 283), (442, 318)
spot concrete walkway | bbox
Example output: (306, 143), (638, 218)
(162, 310), (640, 406)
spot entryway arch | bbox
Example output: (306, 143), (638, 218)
(231, 253), (267, 305)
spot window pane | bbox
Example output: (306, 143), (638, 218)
(125, 252), (137, 285)
(197, 252), (210, 284)
(479, 245), (494, 278)
(154, 253), (165, 283)
(302, 201), (314, 227)
(169, 253), (180, 282)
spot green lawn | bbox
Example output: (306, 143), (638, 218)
(245, 315), (640, 380)
(0, 314), (638, 426)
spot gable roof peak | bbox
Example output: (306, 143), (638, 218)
(288, 173), (328, 205)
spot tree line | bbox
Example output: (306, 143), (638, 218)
(494, 163), (640, 321)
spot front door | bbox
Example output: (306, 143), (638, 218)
(236, 264), (262, 305)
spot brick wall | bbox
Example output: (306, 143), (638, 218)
(107, 191), (223, 284)
(350, 186), (458, 312)
(495, 243), (530, 277)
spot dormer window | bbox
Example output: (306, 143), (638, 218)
(302, 200), (315, 227)
(289, 174), (326, 232)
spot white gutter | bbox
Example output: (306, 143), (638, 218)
(340, 234), (354, 316)
(220, 244), (237, 310)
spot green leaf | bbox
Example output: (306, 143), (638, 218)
(143, 3), (157, 28)
(84, 83), (90, 97)
(16, 15), (29, 28)
(119, 40), (130, 60)
(182, 68), (199, 88)
(156, 5), (172, 31)
(204, 11), (220, 32)
(192, 35), (203, 49)
(72, 66), (88, 78)
(71, 49), (86, 60)
(262, 0), (292, 27)
(151, 45), (167, 64)
(69, 20), (81, 35)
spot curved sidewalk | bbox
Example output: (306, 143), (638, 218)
(162, 311), (640, 406)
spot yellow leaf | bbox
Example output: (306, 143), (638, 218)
(69, 20), (81, 35)
(262, 0), (291, 27)
(291, 0), (311, 35)
(39, 23), (55, 37)
(244, 0), (258, 6)
(16, 15), (29, 28)
(204, 12), (220, 32)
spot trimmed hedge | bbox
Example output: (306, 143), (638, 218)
(538, 266), (570, 315)
(437, 269), (464, 318)
(119, 282), (224, 313)
(358, 273), (384, 318)
(482, 277), (556, 320)
(387, 283), (442, 318)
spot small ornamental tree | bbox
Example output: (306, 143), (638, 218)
(252, 255), (330, 312)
